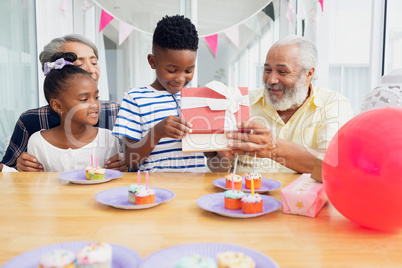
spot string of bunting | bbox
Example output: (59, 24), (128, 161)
(71, 0), (324, 56)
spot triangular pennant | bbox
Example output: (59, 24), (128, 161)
(61, 0), (68, 11)
(244, 15), (262, 36)
(319, 0), (324, 12)
(119, 21), (135, 45)
(205, 34), (218, 57)
(286, 2), (295, 24)
(262, 2), (275, 21)
(99, 9), (114, 33)
(224, 26), (239, 48)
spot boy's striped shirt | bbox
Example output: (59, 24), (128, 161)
(112, 86), (206, 172)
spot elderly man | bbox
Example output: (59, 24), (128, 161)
(208, 35), (353, 174)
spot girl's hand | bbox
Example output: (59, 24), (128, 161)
(154, 116), (192, 139)
(104, 153), (128, 171)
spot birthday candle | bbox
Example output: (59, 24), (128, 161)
(253, 152), (256, 173)
(145, 171), (149, 190)
(91, 154), (93, 167)
(231, 174), (235, 193)
(251, 177), (254, 196)
(137, 170), (140, 186)
(95, 157), (98, 168)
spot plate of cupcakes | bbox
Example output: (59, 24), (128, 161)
(139, 243), (279, 268)
(2, 241), (142, 268)
(95, 171), (175, 209)
(213, 172), (282, 193)
(58, 168), (123, 184)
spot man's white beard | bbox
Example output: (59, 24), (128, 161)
(264, 76), (309, 111)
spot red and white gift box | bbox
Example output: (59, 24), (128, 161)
(281, 173), (328, 217)
(181, 81), (249, 152)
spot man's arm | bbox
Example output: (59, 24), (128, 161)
(205, 151), (233, 172)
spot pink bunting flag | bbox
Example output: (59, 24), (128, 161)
(286, 2), (295, 24)
(205, 34), (218, 57)
(61, 0), (68, 11)
(99, 9), (114, 33)
(119, 20), (135, 45)
(224, 26), (239, 48)
(137, 170), (140, 186)
(319, 0), (324, 12)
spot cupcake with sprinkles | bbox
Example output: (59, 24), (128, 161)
(175, 254), (217, 268)
(135, 171), (155, 205)
(76, 242), (112, 268)
(38, 249), (75, 268)
(129, 171), (145, 204)
(241, 178), (263, 214)
(225, 174), (242, 190)
(245, 173), (262, 190)
(217, 251), (255, 268)
(224, 189), (245, 210)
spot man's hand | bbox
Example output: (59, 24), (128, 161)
(16, 152), (44, 172)
(104, 153), (128, 171)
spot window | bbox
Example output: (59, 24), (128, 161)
(383, 0), (402, 74)
(0, 0), (38, 153)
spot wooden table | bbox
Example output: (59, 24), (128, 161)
(0, 172), (401, 267)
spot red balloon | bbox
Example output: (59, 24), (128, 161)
(322, 107), (402, 231)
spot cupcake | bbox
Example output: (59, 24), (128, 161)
(225, 174), (243, 190)
(175, 254), (217, 268)
(128, 184), (145, 204)
(85, 166), (93, 179)
(245, 173), (262, 189)
(135, 188), (155, 205)
(88, 167), (105, 180)
(217, 251), (255, 268)
(76, 242), (112, 268)
(223, 190), (245, 210)
(241, 193), (263, 214)
(38, 249), (75, 268)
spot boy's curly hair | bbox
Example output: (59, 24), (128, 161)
(153, 15), (198, 51)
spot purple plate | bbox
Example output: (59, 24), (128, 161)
(213, 177), (281, 193)
(58, 169), (123, 184)
(2, 241), (141, 268)
(139, 243), (279, 268)
(95, 187), (175, 209)
(197, 193), (281, 218)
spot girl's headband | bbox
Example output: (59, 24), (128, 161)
(44, 58), (73, 76)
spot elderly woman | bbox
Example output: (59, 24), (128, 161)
(1, 34), (125, 172)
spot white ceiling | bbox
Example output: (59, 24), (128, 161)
(93, 0), (271, 36)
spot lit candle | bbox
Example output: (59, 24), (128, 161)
(137, 170), (140, 186)
(251, 177), (254, 196)
(145, 171), (149, 190)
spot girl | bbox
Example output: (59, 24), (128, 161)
(27, 52), (119, 172)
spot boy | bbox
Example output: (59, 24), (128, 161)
(112, 15), (206, 172)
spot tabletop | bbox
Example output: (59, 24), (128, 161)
(0, 171), (401, 267)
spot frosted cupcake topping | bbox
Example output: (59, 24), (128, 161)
(217, 251), (255, 268)
(241, 193), (262, 203)
(135, 188), (155, 197)
(39, 249), (75, 267)
(245, 173), (261, 180)
(129, 184), (145, 194)
(224, 190), (245, 199)
(225, 174), (242, 182)
(76, 242), (112, 264)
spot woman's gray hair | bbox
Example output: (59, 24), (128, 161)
(272, 35), (317, 79)
(39, 34), (98, 71)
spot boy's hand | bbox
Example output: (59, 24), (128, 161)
(154, 116), (192, 139)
